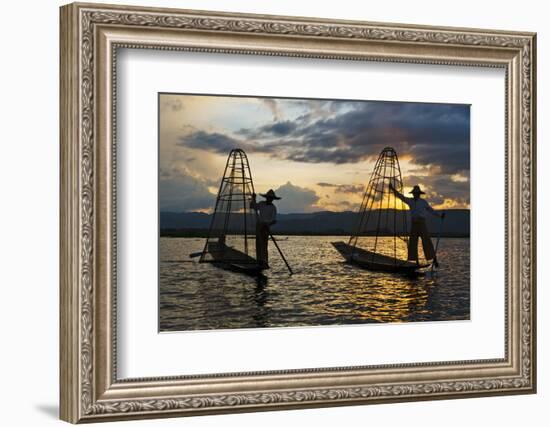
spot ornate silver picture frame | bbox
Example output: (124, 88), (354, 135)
(60, 2), (536, 423)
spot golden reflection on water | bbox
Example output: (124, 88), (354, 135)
(159, 236), (469, 332)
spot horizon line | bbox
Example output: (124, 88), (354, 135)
(160, 208), (471, 215)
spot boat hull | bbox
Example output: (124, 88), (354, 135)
(200, 242), (266, 277)
(331, 241), (429, 273)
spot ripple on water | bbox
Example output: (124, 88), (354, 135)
(159, 236), (470, 331)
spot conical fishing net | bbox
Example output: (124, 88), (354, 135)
(348, 147), (413, 265)
(199, 149), (258, 265)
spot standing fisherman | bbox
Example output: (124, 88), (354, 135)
(250, 189), (281, 269)
(389, 183), (445, 265)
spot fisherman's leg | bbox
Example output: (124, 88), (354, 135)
(256, 224), (267, 265)
(255, 224), (263, 263)
(262, 225), (270, 266)
(407, 221), (419, 261)
(420, 221), (435, 260)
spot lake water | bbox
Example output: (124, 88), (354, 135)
(159, 236), (470, 331)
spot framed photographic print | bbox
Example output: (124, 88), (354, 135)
(60, 2), (536, 423)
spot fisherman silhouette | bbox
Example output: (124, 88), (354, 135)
(389, 183), (445, 266)
(250, 189), (281, 269)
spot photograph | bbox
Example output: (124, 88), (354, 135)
(158, 93), (471, 332)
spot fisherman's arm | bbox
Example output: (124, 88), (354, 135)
(389, 182), (407, 202)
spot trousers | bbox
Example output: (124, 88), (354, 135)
(256, 223), (270, 266)
(408, 218), (435, 261)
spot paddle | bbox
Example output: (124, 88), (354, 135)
(269, 233), (294, 275)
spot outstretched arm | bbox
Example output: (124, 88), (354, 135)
(389, 182), (407, 203)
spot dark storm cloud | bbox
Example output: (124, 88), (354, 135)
(177, 101), (470, 174)
(179, 130), (288, 155)
(237, 120), (298, 137)
(289, 102), (470, 173)
(178, 131), (252, 153)
(260, 120), (298, 136)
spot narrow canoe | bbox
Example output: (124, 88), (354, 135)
(202, 241), (266, 276)
(331, 241), (429, 273)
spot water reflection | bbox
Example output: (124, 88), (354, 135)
(251, 279), (269, 328)
(159, 236), (470, 331)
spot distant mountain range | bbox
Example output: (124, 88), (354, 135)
(160, 209), (470, 237)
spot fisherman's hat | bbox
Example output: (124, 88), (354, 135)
(260, 189), (281, 200)
(409, 185), (426, 195)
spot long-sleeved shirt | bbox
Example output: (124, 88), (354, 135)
(250, 200), (277, 224)
(394, 191), (439, 220)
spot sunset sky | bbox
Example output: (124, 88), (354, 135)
(159, 93), (470, 214)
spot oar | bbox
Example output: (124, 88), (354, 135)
(269, 233), (294, 275)
(431, 214), (445, 272)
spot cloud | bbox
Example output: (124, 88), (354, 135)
(259, 120), (298, 136)
(179, 130), (291, 158)
(159, 171), (215, 212)
(178, 131), (247, 153)
(269, 181), (321, 214)
(161, 97), (183, 112)
(287, 102), (470, 173)
(261, 98), (280, 121)
(405, 172), (470, 208)
(337, 200), (361, 211)
(171, 98), (470, 209)
(237, 120), (298, 138)
(176, 101), (470, 175)
(317, 182), (365, 194)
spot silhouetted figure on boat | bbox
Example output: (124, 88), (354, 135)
(250, 189), (281, 269)
(389, 183), (445, 265)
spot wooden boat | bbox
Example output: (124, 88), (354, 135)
(197, 149), (268, 277)
(197, 150), (292, 277)
(332, 241), (429, 273)
(331, 147), (435, 274)
(205, 241), (266, 276)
